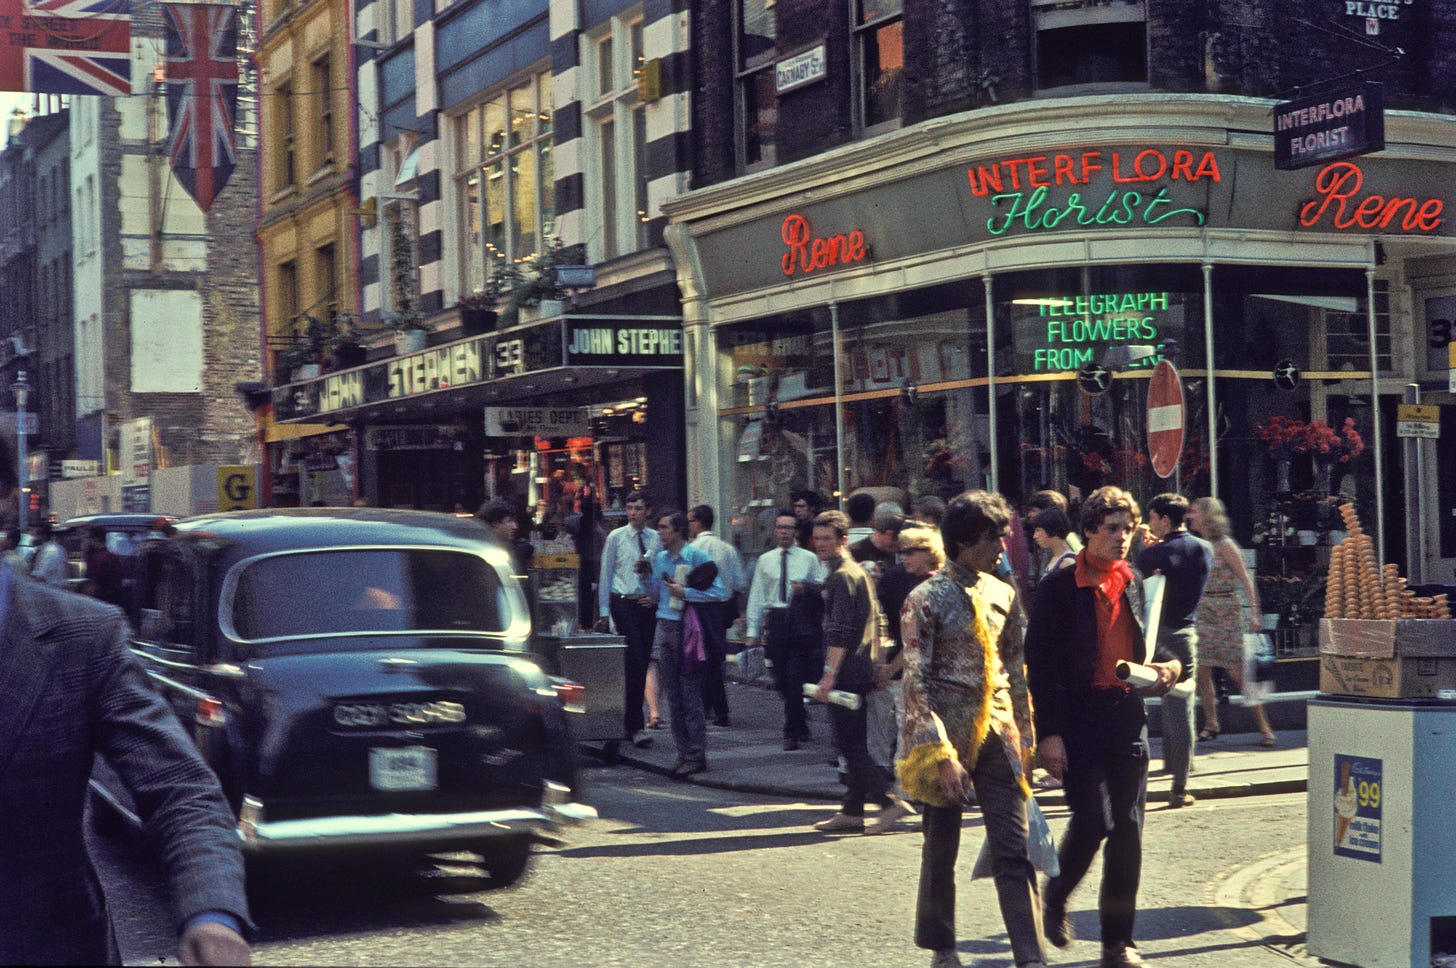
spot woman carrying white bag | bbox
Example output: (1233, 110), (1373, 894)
(1188, 497), (1277, 747)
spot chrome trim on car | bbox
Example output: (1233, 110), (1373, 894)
(235, 807), (560, 853)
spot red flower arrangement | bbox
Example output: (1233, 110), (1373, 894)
(1301, 418), (1365, 463)
(1334, 417), (1365, 462)
(1255, 415), (1306, 460)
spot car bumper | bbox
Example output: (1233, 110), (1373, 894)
(238, 784), (596, 855)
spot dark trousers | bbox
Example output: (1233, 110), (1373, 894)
(1045, 699), (1150, 950)
(829, 695), (891, 816)
(655, 618), (706, 763)
(916, 734), (1046, 965)
(611, 595), (658, 737)
(766, 635), (819, 738)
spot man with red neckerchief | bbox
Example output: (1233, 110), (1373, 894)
(1025, 486), (1188, 968)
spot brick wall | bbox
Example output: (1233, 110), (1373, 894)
(688, 0), (1455, 189)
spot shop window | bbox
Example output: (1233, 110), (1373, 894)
(737, 0), (777, 170)
(583, 12), (647, 262)
(1032, 0), (1148, 91)
(452, 70), (554, 298)
(855, 0), (903, 133)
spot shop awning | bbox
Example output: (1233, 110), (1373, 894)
(262, 410), (348, 442)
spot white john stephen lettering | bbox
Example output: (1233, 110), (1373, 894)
(568, 328), (683, 356)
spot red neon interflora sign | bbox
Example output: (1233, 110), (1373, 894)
(1299, 161), (1444, 232)
(781, 214), (869, 276)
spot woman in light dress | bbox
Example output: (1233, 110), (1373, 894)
(1187, 497), (1276, 747)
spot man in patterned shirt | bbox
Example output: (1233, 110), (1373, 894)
(896, 491), (1045, 968)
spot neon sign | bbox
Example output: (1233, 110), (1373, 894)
(1016, 292), (1175, 373)
(781, 213), (869, 277)
(968, 149), (1217, 238)
(1298, 161), (1443, 232)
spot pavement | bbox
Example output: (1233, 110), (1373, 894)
(580, 674), (1316, 960)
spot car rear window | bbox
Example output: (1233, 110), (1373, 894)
(230, 549), (514, 640)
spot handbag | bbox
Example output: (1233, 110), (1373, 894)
(972, 796), (1059, 879)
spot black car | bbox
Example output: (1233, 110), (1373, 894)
(89, 508), (592, 887)
(54, 512), (177, 603)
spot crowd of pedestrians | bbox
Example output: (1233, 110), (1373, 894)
(589, 478), (1280, 968)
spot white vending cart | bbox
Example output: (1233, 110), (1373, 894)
(1307, 696), (1456, 967)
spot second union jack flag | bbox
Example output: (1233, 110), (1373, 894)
(0, 0), (132, 96)
(163, 2), (239, 212)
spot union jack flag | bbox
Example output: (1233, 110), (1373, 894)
(163, 3), (239, 212)
(0, 0), (131, 96)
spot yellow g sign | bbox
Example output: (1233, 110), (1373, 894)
(217, 466), (257, 511)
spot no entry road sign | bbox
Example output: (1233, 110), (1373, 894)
(1146, 359), (1185, 479)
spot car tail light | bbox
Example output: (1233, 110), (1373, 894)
(553, 679), (585, 713)
(195, 696), (227, 728)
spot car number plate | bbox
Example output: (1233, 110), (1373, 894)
(369, 746), (438, 791)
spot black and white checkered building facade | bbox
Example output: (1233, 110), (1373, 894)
(354, 0), (692, 325)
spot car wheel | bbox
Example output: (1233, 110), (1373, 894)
(479, 837), (533, 889)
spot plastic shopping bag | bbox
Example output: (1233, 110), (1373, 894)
(972, 796), (1060, 879)
(1242, 631), (1276, 707)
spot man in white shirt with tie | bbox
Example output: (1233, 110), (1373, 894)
(595, 491), (662, 745)
(746, 510), (827, 749)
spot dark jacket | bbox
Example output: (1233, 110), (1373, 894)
(0, 567), (250, 964)
(1024, 560), (1151, 741)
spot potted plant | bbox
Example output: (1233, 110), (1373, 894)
(384, 311), (428, 354)
(327, 316), (368, 369)
(504, 238), (566, 325)
(456, 290), (498, 336)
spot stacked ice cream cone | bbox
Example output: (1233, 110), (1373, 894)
(1324, 503), (1452, 620)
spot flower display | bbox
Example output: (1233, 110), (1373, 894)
(1300, 418), (1365, 464)
(1255, 415), (1306, 459)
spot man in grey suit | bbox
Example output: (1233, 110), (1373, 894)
(0, 428), (252, 965)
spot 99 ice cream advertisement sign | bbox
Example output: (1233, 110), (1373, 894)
(1333, 754), (1382, 862)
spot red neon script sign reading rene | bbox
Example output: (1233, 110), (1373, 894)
(781, 214), (869, 277)
(1299, 162), (1443, 232)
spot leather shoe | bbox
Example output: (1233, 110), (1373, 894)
(1044, 902), (1074, 948)
(866, 797), (916, 834)
(782, 735), (800, 751)
(813, 812), (865, 833)
(929, 950), (963, 968)
(672, 760), (706, 779)
(631, 729), (653, 748)
(1169, 790), (1195, 808)
(713, 715), (731, 727)
(1101, 943), (1145, 967)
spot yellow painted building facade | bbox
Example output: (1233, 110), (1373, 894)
(257, 0), (360, 384)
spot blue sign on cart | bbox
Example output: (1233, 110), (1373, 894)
(1333, 754), (1382, 862)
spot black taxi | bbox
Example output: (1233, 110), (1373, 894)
(90, 508), (592, 887)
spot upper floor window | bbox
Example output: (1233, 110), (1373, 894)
(584, 11), (647, 262)
(312, 53), (333, 166)
(737, 0), (777, 170)
(315, 242), (337, 322)
(855, 1), (903, 132)
(1032, 0), (1148, 90)
(382, 0), (412, 46)
(274, 79), (296, 189)
(452, 70), (554, 298)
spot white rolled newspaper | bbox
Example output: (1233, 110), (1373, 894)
(803, 683), (862, 710)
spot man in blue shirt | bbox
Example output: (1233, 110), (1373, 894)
(646, 509), (726, 778)
(1135, 492), (1213, 808)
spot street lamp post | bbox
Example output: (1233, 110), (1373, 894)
(12, 370), (29, 532)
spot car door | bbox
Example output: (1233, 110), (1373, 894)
(132, 542), (226, 764)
